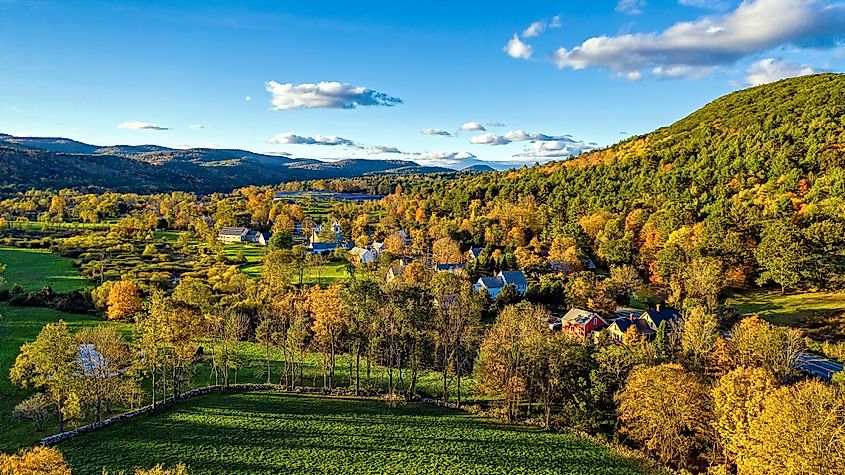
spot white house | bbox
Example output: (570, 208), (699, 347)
(217, 227), (269, 245)
(349, 246), (377, 264)
(473, 270), (529, 299)
(218, 226), (249, 243)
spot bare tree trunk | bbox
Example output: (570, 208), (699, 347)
(355, 344), (361, 396)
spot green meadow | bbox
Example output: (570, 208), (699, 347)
(0, 247), (91, 293)
(728, 290), (845, 326)
(60, 391), (650, 475)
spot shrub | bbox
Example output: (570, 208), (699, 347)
(13, 393), (56, 431)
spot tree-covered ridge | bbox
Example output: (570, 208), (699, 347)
(377, 74), (845, 294)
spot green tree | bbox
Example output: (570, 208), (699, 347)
(10, 321), (81, 432)
(268, 231), (293, 250)
(755, 220), (807, 294)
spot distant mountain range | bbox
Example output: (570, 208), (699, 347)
(0, 134), (496, 193)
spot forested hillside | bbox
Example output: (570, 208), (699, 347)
(366, 74), (845, 296)
(0, 138), (455, 193)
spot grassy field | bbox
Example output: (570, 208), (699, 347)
(59, 391), (649, 475)
(727, 290), (845, 326)
(221, 242), (351, 284)
(0, 247), (91, 293)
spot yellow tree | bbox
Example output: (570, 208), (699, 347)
(107, 280), (142, 320)
(711, 367), (776, 470)
(0, 446), (71, 475)
(731, 316), (804, 381)
(739, 379), (845, 474)
(477, 302), (549, 420)
(308, 285), (347, 389)
(616, 364), (711, 468)
(680, 306), (719, 368)
(432, 237), (462, 264)
(384, 233), (406, 255)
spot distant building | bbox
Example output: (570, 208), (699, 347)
(435, 263), (464, 272)
(604, 305), (680, 341)
(244, 230), (270, 246)
(349, 246), (377, 264)
(217, 227), (269, 245)
(308, 241), (350, 255)
(465, 247), (484, 261)
(472, 270), (529, 299)
(217, 227), (249, 243)
(559, 308), (607, 341)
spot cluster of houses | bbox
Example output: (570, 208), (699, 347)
(218, 219), (676, 346)
(547, 304), (681, 342)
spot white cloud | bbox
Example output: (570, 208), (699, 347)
(746, 57), (818, 85)
(267, 133), (360, 148)
(368, 145), (405, 155)
(515, 139), (597, 158)
(552, 0), (845, 79)
(470, 133), (511, 145)
(523, 16), (562, 38)
(504, 34), (533, 59)
(265, 81), (402, 110)
(460, 121), (487, 132)
(189, 124), (204, 129)
(245, 96), (252, 101)
(468, 129), (580, 146)
(421, 128), (453, 136)
(117, 121), (169, 131)
(617, 0), (647, 15)
(503, 130), (563, 141)
(413, 151), (478, 167)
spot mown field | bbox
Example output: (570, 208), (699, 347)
(0, 247), (91, 292)
(728, 290), (845, 326)
(221, 242), (350, 284)
(59, 391), (650, 475)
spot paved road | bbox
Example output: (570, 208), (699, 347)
(796, 354), (843, 381)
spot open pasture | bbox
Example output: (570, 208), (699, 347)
(60, 391), (649, 475)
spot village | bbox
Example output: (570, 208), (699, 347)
(215, 216), (685, 347)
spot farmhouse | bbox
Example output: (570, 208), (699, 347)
(640, 304), (681, 332)
(217, 227), (269, 245)
(217, 226), (249, 243)
(244, 229), (270, 245)
(472, 270), (528, 299)
(558, 308), (607, 341)
(349, 246), (377, 264)
(605, 313), (654, 341)
(604, 305), (680, 341)
(308, 241), (350, 255)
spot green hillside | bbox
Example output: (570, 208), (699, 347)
(381, 74), (845, 295)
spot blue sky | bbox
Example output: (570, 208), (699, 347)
(0, 0), (843, 168)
